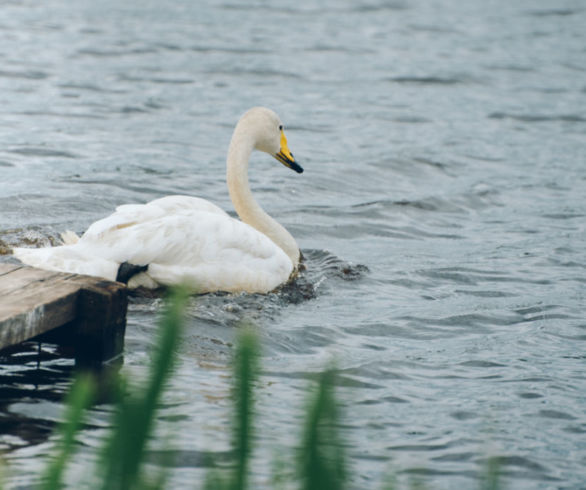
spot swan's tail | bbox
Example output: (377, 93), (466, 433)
(13, 244), (119, 281)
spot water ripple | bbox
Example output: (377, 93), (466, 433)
(0, 69), (49, 80)
(387, 76), (469, 85)
(6, 147), (80, 159)
(488, 112), (586, 123)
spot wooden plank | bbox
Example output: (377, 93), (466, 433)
(0, 279), (81, 348)
(0, 265), (64, 296)
(0, 263), (21, 278)
(0, 263), (128, 365)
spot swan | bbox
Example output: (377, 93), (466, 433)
(13, 107), (304, 293)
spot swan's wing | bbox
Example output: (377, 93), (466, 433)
(82, 195), (228, 240)
(148, 195), (228, 216)
(76, 209), (293, 293)
(82, 203), (164, 239)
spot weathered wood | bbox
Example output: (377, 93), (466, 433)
(0, 263), (128, 365)
(0, 266), (82, 346)
(74, 280), (128, 368)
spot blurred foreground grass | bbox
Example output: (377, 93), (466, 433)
(4, 289), (502, 489)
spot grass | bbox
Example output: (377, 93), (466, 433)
(39, 374), (95, 490)
(203, 327), (259, 490)
(7, 289), (502, 489)
(299, 368), (346, 490)
(95, 287), (187, 490)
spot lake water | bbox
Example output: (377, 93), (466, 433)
(1, 0), (585, 488)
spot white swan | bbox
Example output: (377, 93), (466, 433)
(13, 107), (304, 293)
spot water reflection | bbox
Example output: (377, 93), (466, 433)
(0, 343), (73, 451)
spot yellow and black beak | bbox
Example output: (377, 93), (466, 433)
(275, 130), (303, 173)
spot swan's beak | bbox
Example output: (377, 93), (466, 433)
(275, 130), (303, 173)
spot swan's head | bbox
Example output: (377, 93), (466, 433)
(239, 107), (303, 174)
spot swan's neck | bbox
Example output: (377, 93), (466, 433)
(226, 132), (300, 268)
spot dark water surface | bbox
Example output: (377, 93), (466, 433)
(1, 0), (585, 488)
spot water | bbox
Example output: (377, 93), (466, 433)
(1, 0), (585, 488)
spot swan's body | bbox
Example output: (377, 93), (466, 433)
(13, 107), (304, 293)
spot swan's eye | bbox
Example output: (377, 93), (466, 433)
(278, 125), (283, 131)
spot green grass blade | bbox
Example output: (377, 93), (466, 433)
(98, 287), (188, 490)
(203, 470), (229, 490)
(40, 374), (95, 490)
(381, 471), (397, 490)
(231, 327), (259, 490)
(299, 368), (346, 490)
(480, 456), (502, 490)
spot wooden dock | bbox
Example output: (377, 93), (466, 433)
(0, 263), (128, 367)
